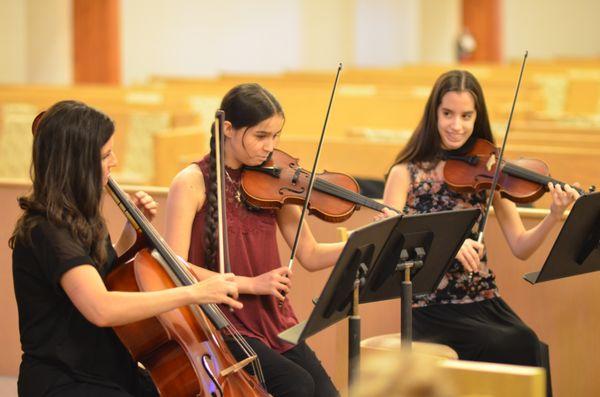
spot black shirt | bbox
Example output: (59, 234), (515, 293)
(12, 219), (140, 396)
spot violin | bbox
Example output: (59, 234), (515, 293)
(443, 138), (590, 203)
(241, 149), (395, 222)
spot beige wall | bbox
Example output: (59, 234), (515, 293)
(1, 0), (599, 84)
(420, 0), (461, 64)
(26, 0), (72, 85)
(299, 0), (356, 71)
(0, 1), (27, 84)
(503, 0), (600, 61)
(2, 179), (600, 396)
(0, 0), (72, 85)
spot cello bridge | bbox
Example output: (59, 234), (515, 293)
(220, 355), (257, 377)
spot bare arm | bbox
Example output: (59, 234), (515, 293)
(383, 163), (410, 211)
(493, 183), (580, 260)
(165, 165), (205, 261)
(60, 265), (241, 327)
(164, 165), (283, 296)
(276, 205), (344, 272)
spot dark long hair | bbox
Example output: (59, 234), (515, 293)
(204, 83), (283, 268)
(9, 100), (115, 267)
(389, 70), (494, 172)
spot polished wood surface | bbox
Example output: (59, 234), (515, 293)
(440, 359), (546, 397)
(361, 333), (458, 360)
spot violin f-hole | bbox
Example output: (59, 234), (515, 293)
(280, 186), (305, 195)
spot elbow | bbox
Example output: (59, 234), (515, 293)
(512, 249), (531, 261)
(296, 258), (319, 273)
(91, 317), (112, 328)
(84, 303), (116, 328)
(304, 265), (320, 273)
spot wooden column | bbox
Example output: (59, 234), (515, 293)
(462, 0), (502, 62)
(73, 0), (120, 84)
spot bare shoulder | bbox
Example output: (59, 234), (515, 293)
(171, 164), (204, 190)
(384, 163), (411, 208)
(168, 164), (206, 211)
(387, 163), (410, 181)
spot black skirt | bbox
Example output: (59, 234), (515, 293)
(413, 297), (552, 396)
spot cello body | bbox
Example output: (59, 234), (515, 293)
(107, 249), (269, 397)
(105, 176), (270, 397)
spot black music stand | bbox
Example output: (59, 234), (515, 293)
(278, 209), (479, 390)
(524, 191), (600, 284)
(278, 215), (401, 382)
(359, 209), (481, 349)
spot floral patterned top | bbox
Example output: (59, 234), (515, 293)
(404, 161), (500, 307)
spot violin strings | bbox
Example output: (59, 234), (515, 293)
(502, 162), (554, 186)
(295, 168), (383, 210)
(316, 179), (382, 209)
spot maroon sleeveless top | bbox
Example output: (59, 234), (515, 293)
(188, 155), (298, 353)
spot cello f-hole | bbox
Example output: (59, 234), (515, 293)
(200, 354), (223, 397)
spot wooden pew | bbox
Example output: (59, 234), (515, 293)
(2, 179), (600, 396)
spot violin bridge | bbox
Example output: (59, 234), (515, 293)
(486, 154), (497, 172)
(220, 355), (257, 377)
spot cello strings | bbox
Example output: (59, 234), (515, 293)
(109, 180), (268, 388)
(211, 304), (267, 385)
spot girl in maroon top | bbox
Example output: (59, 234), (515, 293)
(166, 84), (369, 397)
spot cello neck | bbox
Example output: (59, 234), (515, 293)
(106, 178), (183, 280)
(106, 177), (229, 327)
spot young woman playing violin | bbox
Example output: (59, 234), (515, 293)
(10, 101), (241, 397)
(383, 70), (579, 395)
(165, 83), (350, 397)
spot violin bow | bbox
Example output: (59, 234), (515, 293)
(214, 110), (232, 275)
(215, 110), (272, 385)
(477, 51), (529, 244)
(286, 62), (343, 275)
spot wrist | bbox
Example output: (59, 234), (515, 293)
(547, 210), (563, 223)
(183, 284), (199, 305)
(236, 275), (255, 295)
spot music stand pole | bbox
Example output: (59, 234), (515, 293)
(349, 276), (361, 387)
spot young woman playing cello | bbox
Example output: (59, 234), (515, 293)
(165, 83), (376, 397)
(10, 101), (241, 397)
(383, 70), (580, 396)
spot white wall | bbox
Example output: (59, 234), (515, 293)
(26, 0), (72, 84)
(420, 0), (461, 64)
(503, 0), (600, 61)
(121, 0), (303, 83)
(1, 0), (599, 85)
(0, 1), (27, 83)
(298, 0), (356, 71)
(354, 0), (421, 67)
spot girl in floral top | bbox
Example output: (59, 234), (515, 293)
(383, 70), (579, 396)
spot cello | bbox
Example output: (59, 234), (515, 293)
(105, 177), (270, 397)
(31, 109), (269, 396)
